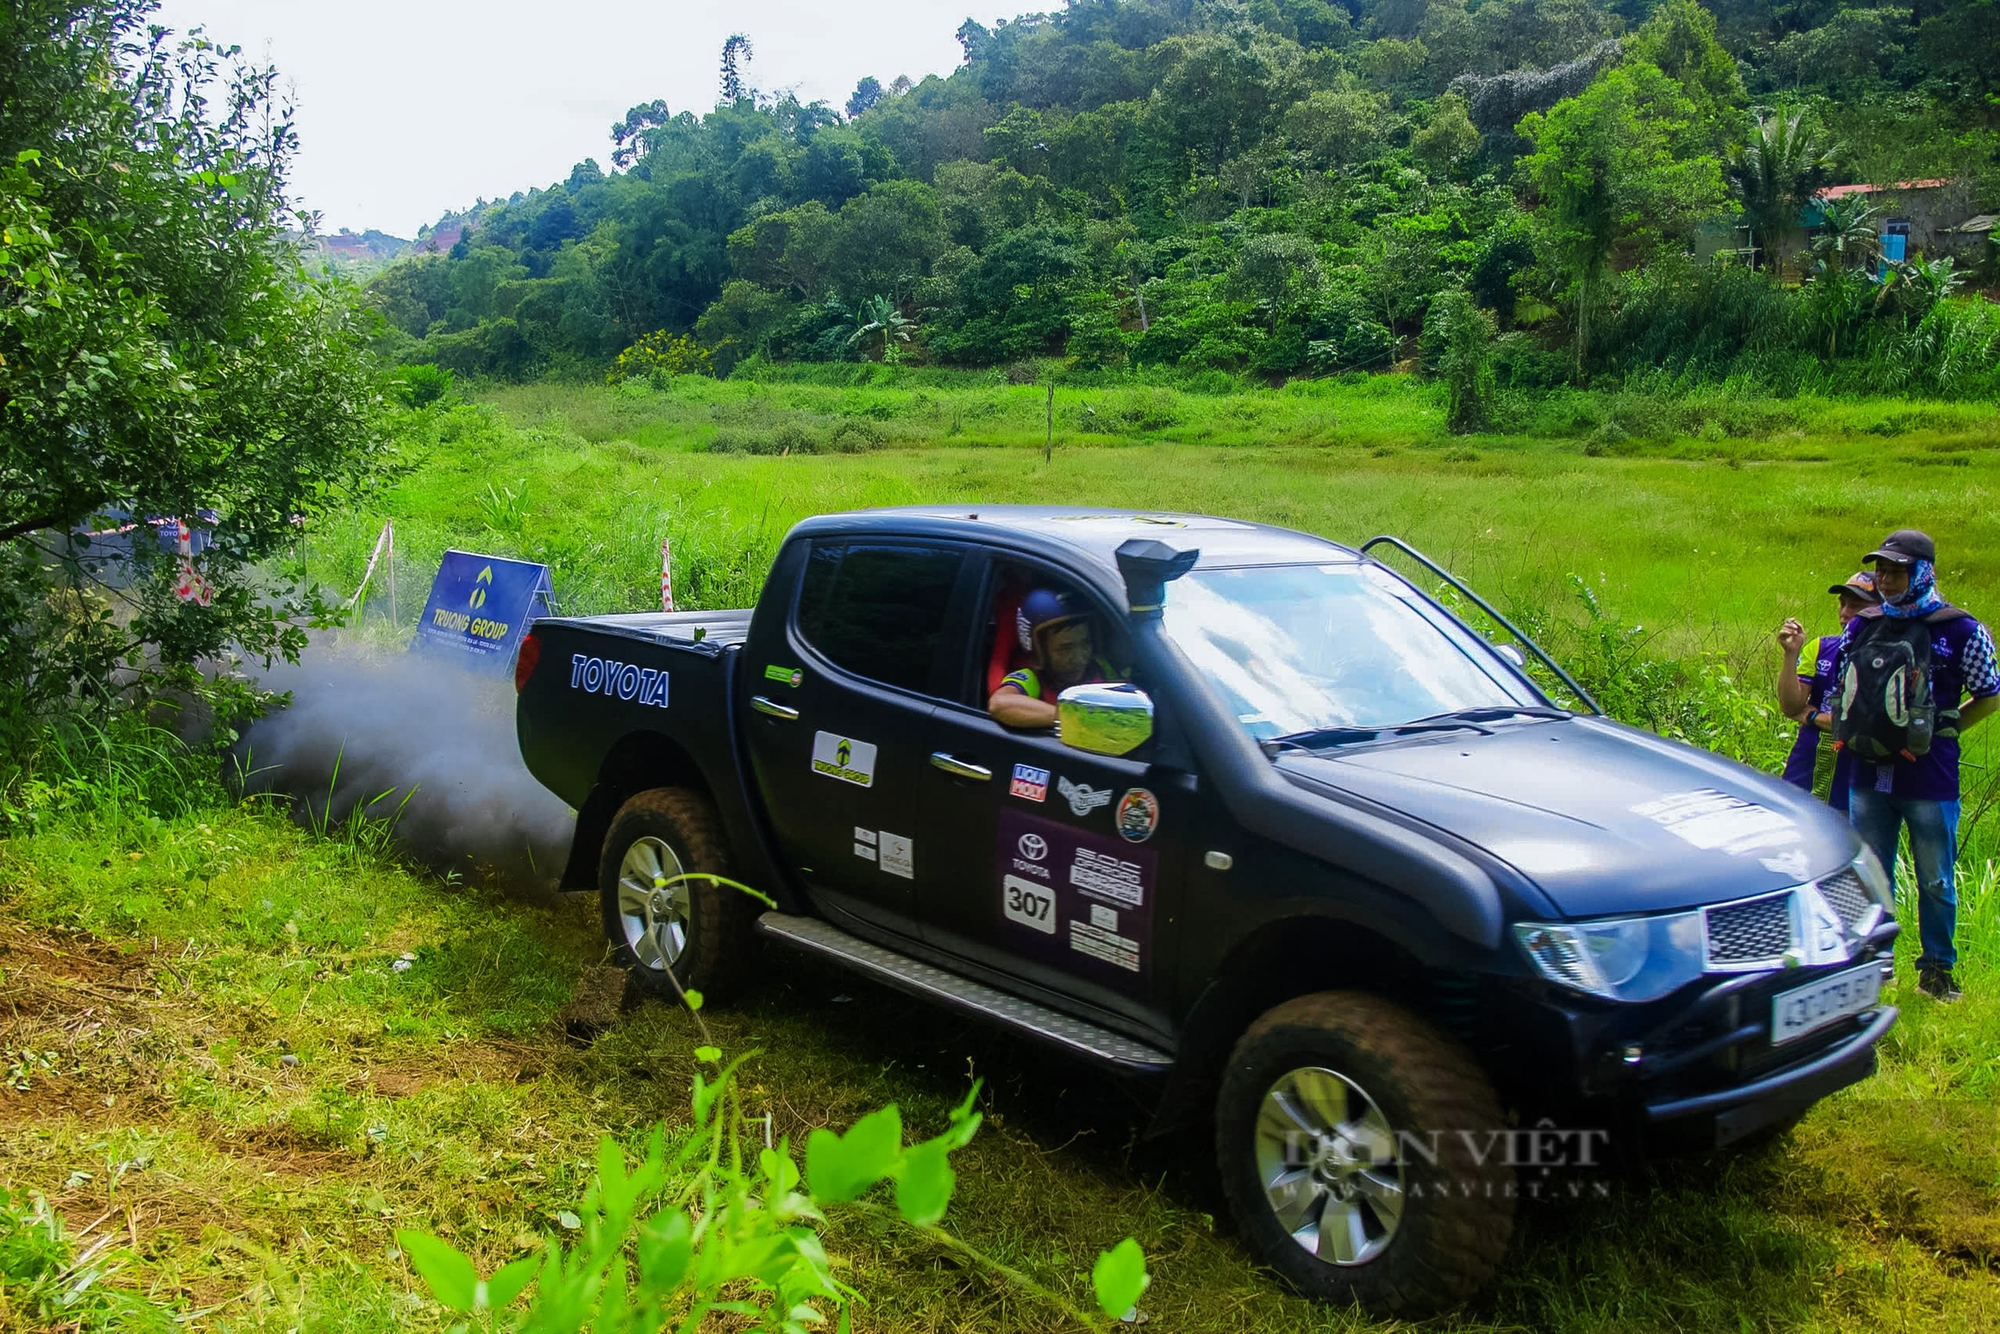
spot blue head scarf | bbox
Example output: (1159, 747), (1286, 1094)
(1880, 559), (1944, 619)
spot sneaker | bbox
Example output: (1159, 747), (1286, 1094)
(1917, 967), (1963, 1002)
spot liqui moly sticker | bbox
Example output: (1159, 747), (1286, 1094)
(1009, 763), (1050, 802)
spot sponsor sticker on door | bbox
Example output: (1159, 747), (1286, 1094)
(879, 832), (914, 880)
(1116, 788), (1160, 843)
(1003, 876), (1056, 933)
(1058, 776), (1112, 816)
(811, 732), (877, 787)
(1009, 763), (1050, 802)
(996, 809), (1156, 986)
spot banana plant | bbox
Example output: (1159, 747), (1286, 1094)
(845, 295), (916, 363)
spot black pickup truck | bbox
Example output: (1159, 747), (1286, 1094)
(514, 507), (1898, 1316)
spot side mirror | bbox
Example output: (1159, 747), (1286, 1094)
(1058, 682), (1154, 757)
(1491, 642), (1526, 668)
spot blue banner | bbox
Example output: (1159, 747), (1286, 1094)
(412, 549), (554, 672)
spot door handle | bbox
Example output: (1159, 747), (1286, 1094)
(930, 751), (992, 781)
(751, 695), (800, 721)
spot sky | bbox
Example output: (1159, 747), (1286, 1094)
(151, 0), (988, 238)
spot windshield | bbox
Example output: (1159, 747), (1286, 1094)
(1160, 562), (1539, 741)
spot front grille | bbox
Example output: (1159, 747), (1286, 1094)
(1816, 867), (1872, 929)
(1705, 893), (1793, 966)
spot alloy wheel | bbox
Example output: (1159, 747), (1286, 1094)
(1253, 1065), (1405, 1265)
(616, 835), (690, 970)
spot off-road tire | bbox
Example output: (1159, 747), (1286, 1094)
(597, 787), (756, 1002)
(1216, 991), (1515, 1316)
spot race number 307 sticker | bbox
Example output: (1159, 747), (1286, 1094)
(1003, 877), (1056, 933)
(811, 732), (877, 787)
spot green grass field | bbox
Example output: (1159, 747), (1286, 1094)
(331, 372), (2000, 660)
(8, 373), (2000, 1331)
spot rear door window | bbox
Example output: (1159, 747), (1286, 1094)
(795, 542), (966, 695)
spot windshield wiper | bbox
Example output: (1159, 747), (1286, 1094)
(1401, 705), (1572, 725)
(1263, 706), (1570, 756)
(1264, 719), (1493, 754)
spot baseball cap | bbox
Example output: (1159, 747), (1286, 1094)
(1864, 528), (1935, 566)
(1828, 571), (1880, 602)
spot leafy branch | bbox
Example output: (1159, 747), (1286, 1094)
(397, 1043), (1148, 1332)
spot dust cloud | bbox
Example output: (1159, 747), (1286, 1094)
(236, 637), (574, 892)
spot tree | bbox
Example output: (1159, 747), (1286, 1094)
(1726, 107), (1837, 272)
(726, 202), (839, 298)
(846, 77), (884, 118)
(845, 295), (917, 361)
(1518, 61), (1727, 376)
(719, 34), (754, 105)
(1412, 93), (1481, 176)
(611, 99), (673, 168)
(1811, 194), (1881, 270)
(695, 279), (796, 375)
(1281, 88), (1395, 167)
(1422, 288), (1498, 433)
(0, 0), (390, 732)
(1625, 0), (1743, 149)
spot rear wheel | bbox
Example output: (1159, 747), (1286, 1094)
(1216, 991), (1514, 1316)
(597, 788), (755, 1002)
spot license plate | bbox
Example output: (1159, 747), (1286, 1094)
(1771, 963), (1882, 1046)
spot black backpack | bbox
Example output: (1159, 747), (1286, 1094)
(1834, 608), (1961, 761)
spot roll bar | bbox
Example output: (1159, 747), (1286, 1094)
(1360, 534), (1603, 716)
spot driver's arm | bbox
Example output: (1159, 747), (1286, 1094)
(989, 668), (1057, 729)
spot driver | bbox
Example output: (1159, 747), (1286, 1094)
(988, 588), (1112, 728)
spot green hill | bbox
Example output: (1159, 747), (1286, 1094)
(364, 0), (2000, 395)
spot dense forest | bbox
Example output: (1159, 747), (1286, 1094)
(363, 0), (2000, 398)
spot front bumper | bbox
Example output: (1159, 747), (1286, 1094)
(1494, 921), (1900, 1152)
(1644, 1003), (1896, 1148)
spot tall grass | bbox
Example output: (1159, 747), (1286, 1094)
(0, 712), (216, 840)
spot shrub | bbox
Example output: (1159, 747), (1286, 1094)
(1422, 290), (1498, 434)
(390, 363), (456, 408)
(1304, 298), (1396, 373)
(608, 331), (712, 385)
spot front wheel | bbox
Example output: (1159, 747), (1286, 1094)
(1215, 991), (1515, 1317)
(597, 787), (755, 1002)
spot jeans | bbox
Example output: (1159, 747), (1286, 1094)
(1848, 788), (1960, 969)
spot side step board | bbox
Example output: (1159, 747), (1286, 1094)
(756, 912), (1174, 1074)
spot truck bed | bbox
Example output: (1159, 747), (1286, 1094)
(517, 606), (785, 897)
(552, 608), (753, 646)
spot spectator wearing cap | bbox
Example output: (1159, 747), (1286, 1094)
(1775, 571), (1878, 811)
(1834, 529), (2000, 1002)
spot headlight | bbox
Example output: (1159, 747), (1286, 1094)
(1853, 846), (1893, 908)
(1513, 911), (1706, 1002)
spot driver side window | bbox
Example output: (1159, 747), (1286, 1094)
(973, 561), (1135, 708)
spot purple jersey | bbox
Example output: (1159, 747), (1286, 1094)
(1781, 634), (1851, 810)
(1837, 611), (2000, 802)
